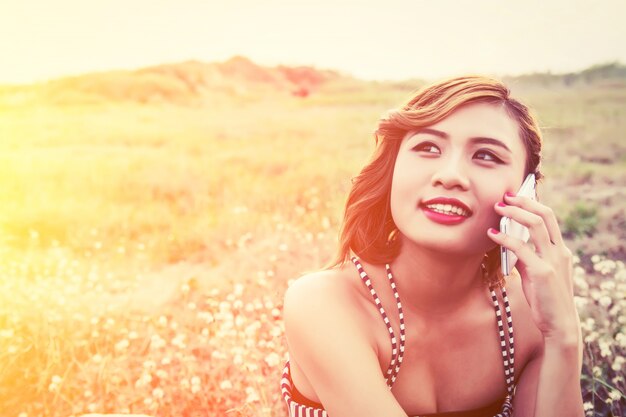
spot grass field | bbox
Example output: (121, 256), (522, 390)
(0, 73), (624, 416)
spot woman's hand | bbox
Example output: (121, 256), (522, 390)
(487, 192), (581, 347)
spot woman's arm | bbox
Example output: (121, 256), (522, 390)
(533, 338), (584, 417)
(490, 193), (585, 416)
(283, 272), (408, 417)
(512, 333), (584, 417)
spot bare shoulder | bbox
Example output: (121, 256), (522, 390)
(282, 265), (406, 416)
(283, 263), (372, 339)
(284, 265), (353, 298)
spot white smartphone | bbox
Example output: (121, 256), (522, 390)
(500, 173), (537, 276)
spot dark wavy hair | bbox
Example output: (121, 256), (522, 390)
(325, 75), (544, 288)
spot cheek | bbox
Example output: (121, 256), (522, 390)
(389, 172), (404, 215)
(391, 159), (422, 203)
(486, 187), (506, 205)
(477, 179), (520, 224)
(390, 159), (418, 216)
(474, 180), (508, 215)
(479, 171), (520, 200)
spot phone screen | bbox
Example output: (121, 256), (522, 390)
(500, 173), (537, 276)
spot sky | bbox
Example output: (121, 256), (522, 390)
(1, 0), (624, 84)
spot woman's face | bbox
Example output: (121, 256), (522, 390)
(390, 102), (528, 255)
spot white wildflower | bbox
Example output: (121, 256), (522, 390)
(114, 339), (129, 352)
(265, 352), (281, 367)
(197, 311), (214, 323)
(150, 334), (166, 349)
(600, 280), (616, 292)
(245, 386), (260, 403)
(592, 366), (602, 377)
(584, 331), (598, 343)
(599, 339), (611, 357)
(234, 283), (245, 296)
(271, 325), (283, 338)
(211, 350), (227, 360)
(135, 372), (152, 388)
(171, 333), (186, 349)
(599, 296), (612, 308)
(609, 389), (621, 402)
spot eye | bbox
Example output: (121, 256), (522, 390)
(474, 149), (503, 163)
(411, 142), (440, 154)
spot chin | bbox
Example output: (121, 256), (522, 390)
(401, 228), (491, 255)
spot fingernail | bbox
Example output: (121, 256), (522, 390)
(496, 202), (506, 207)
(488, 228), (499, 234)
(504, 192), (515, 198)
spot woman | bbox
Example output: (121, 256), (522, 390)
(280, 76), (584, 417)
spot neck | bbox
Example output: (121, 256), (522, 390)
(388, 237), (487, 319)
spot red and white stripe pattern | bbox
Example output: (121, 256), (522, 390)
(353, 256), (407, 385)
(281, 257), (516, 417)
(281, 360), (329, 417)
(489, 286), (516, 395)
(488, 285), (516, 417)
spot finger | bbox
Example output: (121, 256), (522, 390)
(503, 193), (564, 246)
(494, 202), (554, 256)
(487, 227), (539, 274)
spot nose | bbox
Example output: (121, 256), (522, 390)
(431, 155), (470, 190)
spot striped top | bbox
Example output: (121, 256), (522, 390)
(281, 256), (516, 417)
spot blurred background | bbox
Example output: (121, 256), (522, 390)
(0, 1), (624, 416)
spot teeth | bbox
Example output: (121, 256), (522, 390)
(425, 203), (469, 216)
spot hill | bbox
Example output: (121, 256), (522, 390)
(0, 58), (624, 107)
(0, 56), (346, 106)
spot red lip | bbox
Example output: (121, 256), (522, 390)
(420, 197), (472, 215)
(420, 206), (468, 225)
(419, 196), (472, 226)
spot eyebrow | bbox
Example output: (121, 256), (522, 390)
(411, 128), (512, 153)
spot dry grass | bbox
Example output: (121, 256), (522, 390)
(0, 79), (624, 416)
